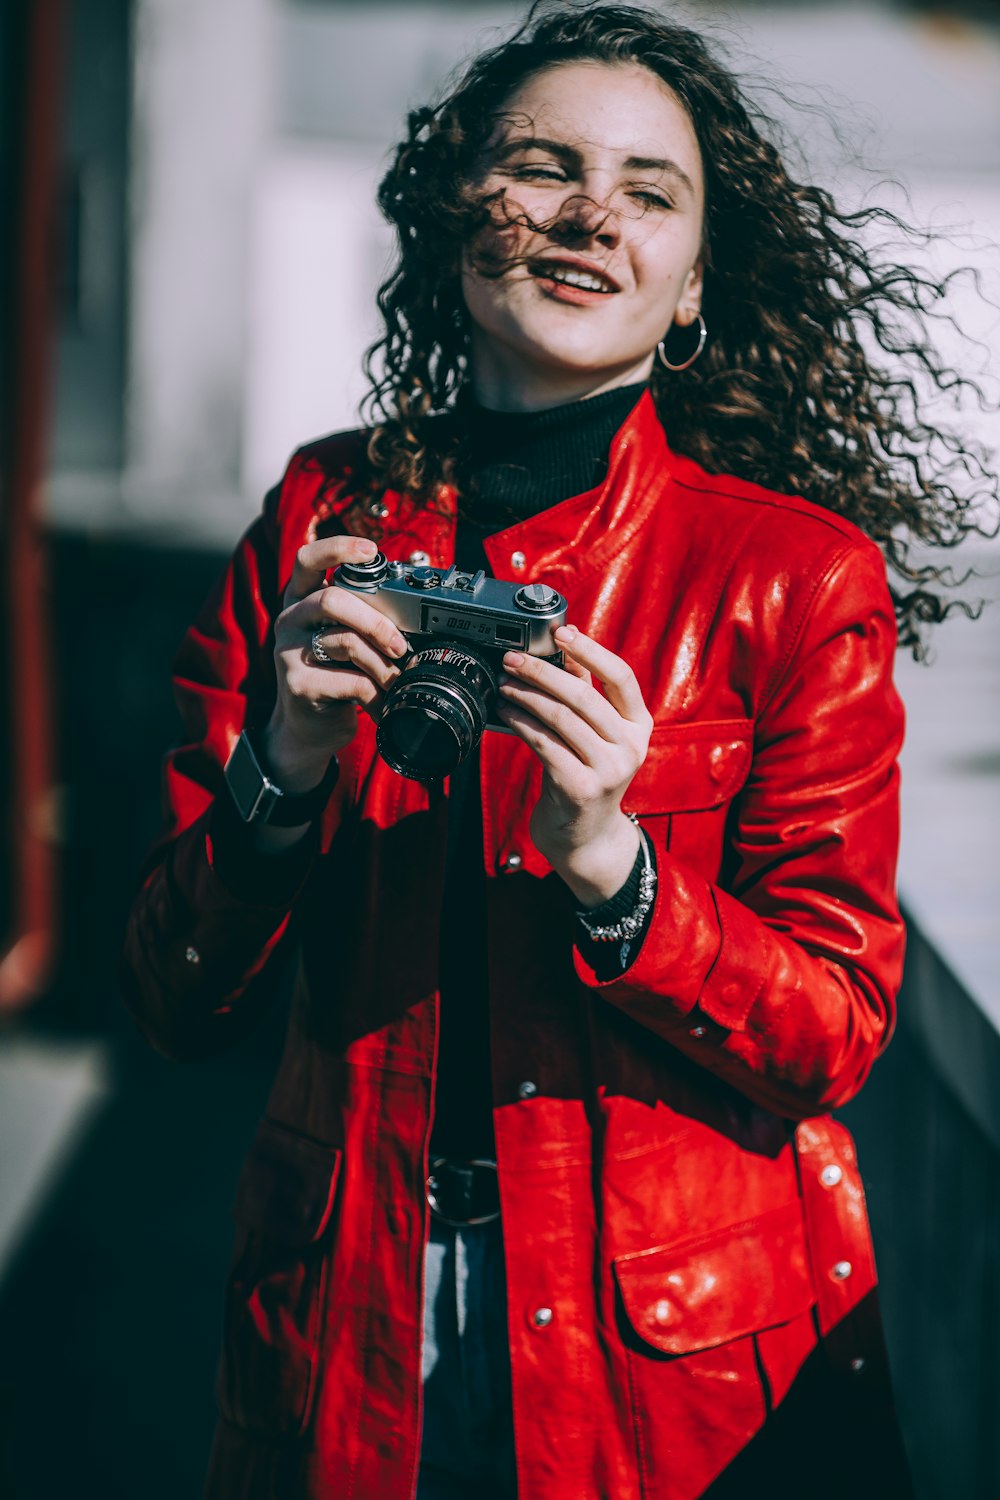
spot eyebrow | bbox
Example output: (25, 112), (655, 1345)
(493, 136), (697, 198)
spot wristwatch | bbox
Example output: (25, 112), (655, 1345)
(224, 730), (339, 827)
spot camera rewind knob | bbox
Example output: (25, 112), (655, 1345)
(339, 551), (389, 585)
(514, 583), (560, 613)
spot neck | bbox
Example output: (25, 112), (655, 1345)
(468, 339), (656, 413)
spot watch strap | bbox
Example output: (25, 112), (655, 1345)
(224, 729), (339, 827)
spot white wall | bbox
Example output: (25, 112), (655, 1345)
(123, 0), (276, 532)
(242, 144), (390, 503)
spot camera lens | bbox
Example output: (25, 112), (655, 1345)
(382, 705), (465, 780)
(377, 643), (498, 781)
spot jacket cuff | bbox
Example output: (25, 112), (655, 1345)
(206, 791), (321, 909)
(574, 834), (656, 980)
(573, 852), (726, 1027)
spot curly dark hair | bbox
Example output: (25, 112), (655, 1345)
(350, 1), (997, 656)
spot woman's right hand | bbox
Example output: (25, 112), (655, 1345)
(262, 535), (408, 794)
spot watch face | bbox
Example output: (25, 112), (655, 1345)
(225, 733), (275, 823)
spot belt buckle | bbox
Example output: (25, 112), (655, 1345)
(426, 1157), (500, 1227)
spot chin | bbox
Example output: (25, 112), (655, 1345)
(517, 325), (652, 378)
(470, 304), (653, 391)
(528, 341), (648, 381)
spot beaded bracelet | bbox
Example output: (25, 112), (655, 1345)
(576, 813), (657, 943)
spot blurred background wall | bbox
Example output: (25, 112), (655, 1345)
(0, 2), (998, 1496)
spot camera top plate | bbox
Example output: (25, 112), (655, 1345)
(333, 556), (567, 656)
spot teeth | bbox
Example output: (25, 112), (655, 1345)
(542, 265), (613, 293)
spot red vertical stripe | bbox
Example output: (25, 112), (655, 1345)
(0, 0), (66, 1011)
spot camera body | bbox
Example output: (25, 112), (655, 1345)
(331, 552), (567, 780)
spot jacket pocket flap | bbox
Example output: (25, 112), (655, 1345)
(232, 1118), (342, 1246)
(614, 1200), (814, 1355)
(623, 720), (754, 814)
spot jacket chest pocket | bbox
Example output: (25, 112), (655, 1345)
(216, 1118), (342, 1442)
(623, 719), (753, 879)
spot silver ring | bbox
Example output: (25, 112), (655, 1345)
(311, 626), (334, 664)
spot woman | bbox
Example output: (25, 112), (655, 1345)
(122, 4), (991, 1497)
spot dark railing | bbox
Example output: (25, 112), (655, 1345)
(845, 915), (1000, 1500)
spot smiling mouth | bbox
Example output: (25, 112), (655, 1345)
(529, 260), (620, 294)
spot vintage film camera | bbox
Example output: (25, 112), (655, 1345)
(332, 551), (567, 781)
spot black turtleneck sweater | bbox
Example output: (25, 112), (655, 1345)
(451, 382), (646, 572)
(433, 382), (655, 1159)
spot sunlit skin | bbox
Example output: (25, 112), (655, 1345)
(262, 63), (707, 906)
(462, 61), (705, 414)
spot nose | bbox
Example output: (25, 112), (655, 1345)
(551, 193), (621, 250)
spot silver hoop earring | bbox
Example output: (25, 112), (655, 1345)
(656, 312), (707, 372)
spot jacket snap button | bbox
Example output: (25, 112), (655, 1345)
(500, 851), (523, 872)
(653, 1299), (671, 1325)
(532, 1307), (553, 1328)
(850, 1357), (865, 1373)
(831, 1260), (853, 1281)
(408, 550), (430, 565)
(518, 1080), (537, 1099)
(510, 550), (527, 572)
(689, 1025), (707, 1039)
(820, 1164), (843, 1188)
(185, 945), (201, 965)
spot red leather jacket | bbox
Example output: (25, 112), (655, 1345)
(122, 393), (906, 1499)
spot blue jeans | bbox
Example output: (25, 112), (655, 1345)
(417, 1215), (517, 1498)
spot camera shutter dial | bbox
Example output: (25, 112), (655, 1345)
(407, 566), (441, 590)
(514, 583), (559, 613)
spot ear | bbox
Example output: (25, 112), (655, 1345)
(674, 259), (704, 327)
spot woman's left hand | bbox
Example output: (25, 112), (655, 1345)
(496, 624), (653, 908)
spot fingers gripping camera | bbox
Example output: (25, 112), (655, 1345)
(332, 552), (567, 781)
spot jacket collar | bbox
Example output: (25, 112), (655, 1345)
(479, 389), (673, 586)
(298, 388), (674, 589)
